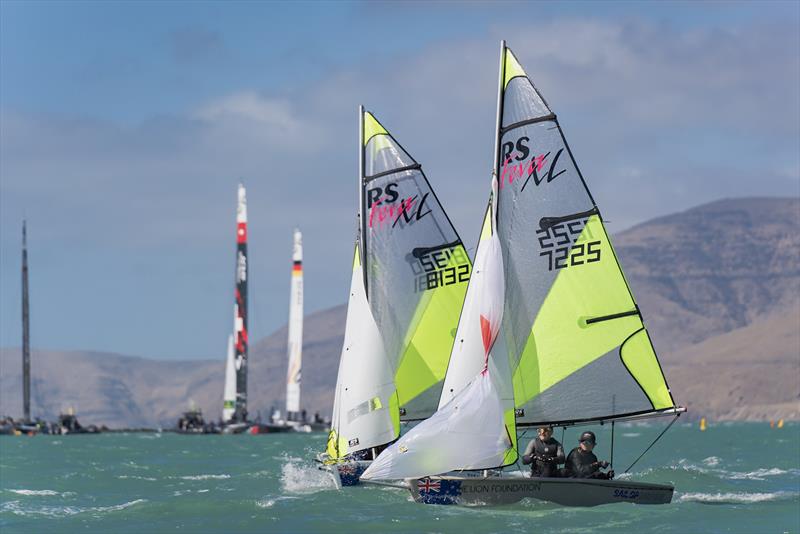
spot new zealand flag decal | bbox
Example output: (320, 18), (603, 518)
(416, 477), (461, 505)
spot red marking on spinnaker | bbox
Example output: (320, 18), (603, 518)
(292, 263), (303, 272)
(237, 223), (247, 244)
(480, 315), (493, 355)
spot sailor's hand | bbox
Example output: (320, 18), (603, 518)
(599, 461), (610, 468)
(522, 454), (532, 464)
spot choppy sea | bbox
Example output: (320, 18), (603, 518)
(1, 422), (798, 533)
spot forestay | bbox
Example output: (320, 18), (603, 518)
(495, 46), (675, 426)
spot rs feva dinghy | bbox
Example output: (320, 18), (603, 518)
(361, 41), (684, 507)
(318, 108), (471, 486)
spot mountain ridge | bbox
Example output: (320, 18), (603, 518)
(1, 196), (797, 426)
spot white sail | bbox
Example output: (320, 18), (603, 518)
(286, 228), (303, 419)
(222, 333), (236, 422)
(327, 242), (397, 457)
(361, 370), (508, 480)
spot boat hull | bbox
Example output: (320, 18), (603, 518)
(247, 423), (293, 434)
(409, 476), (674, 507)
(316, 455), (371, 488)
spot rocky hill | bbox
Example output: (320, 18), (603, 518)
(1, 197), (797, 426)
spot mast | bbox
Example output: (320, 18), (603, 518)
(492, 40), (506, 183)
(358, 105), (366, 293)
(21, 220), (30, 423)
(285, 228), (303, 421)
(233, 183), (248, 422)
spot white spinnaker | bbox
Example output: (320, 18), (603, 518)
(328, 245), (398, 456)
(363, 178), (512, 480)
(222, 334), (236, 422)
(361, 368), (508, 480)
(286, 229), (303, 417)
(438, 207), (505, 408)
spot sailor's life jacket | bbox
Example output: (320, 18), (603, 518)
(564, 447), (613, 479)
(522, 437), (565, 477)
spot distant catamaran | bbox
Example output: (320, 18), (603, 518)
(21, 220), (31, 426)
(285, 228), (304, 424)
(362, 42), (685, 507)
(220, 183), (250, 433)
(233, 183), (249, 424)
(320, 108), (472, 486)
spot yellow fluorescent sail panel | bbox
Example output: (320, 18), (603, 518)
(503, 48), (527, 89)
(363, 111), (388, 146)
(513, 215), (639, 404)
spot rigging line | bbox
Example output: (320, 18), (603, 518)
(512, 428), (530, 475)
(623, 414), (680, 474)
(610, 420), (615, 470)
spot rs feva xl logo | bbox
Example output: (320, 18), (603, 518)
(499, 136), (566, 191)
(366, 182), (432, 229)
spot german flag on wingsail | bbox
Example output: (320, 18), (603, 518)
(493, 44), (677, 426)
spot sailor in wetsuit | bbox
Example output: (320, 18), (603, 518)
(564, 431), (614, 479)
(522, 426), (565, 477)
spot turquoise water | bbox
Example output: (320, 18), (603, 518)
(1, 422), (798, 533)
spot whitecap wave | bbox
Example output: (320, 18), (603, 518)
(280, 459), (336, 494)
(727, 468), (799, 480)
(179, 474), (230, 480)
(117, 475), (157, 481)
(1, 498), (147, 517)
(702, 456), (721, 467)
(679, 491), (799, 504)
(255, 495), (299, 508)
(7, 489), (60, 496)
(94, 499), (148, 513)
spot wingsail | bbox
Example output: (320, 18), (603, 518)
(285, 229), (304, 421)
(232, 183), (249, 423)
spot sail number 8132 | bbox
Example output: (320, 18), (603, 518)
(411, 246), (470, 292)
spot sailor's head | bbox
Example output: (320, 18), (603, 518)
(579, 431), (596, 450)
(538, 426), (553, 438)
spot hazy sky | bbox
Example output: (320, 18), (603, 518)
(1, 1), (798, 360)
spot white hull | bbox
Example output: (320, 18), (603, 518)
(409, 474), (673, 506)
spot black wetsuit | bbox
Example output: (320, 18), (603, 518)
(522, 437), (565, 477)
(564, 447), (612, 479)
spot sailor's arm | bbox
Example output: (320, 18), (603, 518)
(522, 440), (536, 464)
(555, 443), (565, 464)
